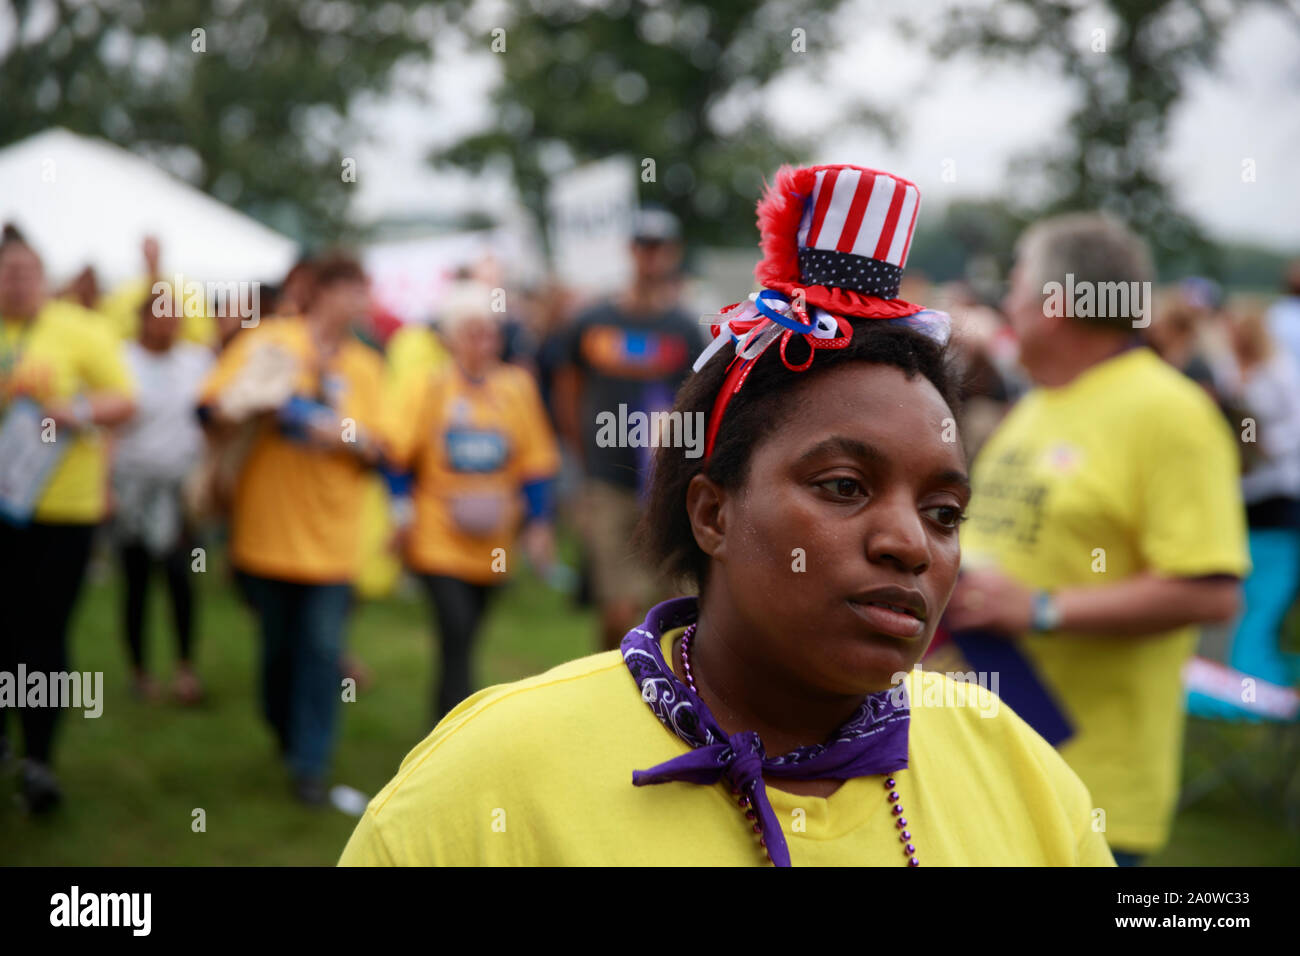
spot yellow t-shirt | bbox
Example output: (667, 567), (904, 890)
(961, 346), (1250, 854)
(1, 300), (135, 523)
(385, 362), (559, 583)
(198, 318), (385, 583)
(385, 324), (449, 392)
(339, 627), (1114, 866)
(340, 324), (452, 597)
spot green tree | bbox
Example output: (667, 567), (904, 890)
(921, 0), (1298, 272)
(1, 0), (437, 242)
(437, 0), (881, 247)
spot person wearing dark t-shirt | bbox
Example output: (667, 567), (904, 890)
(554, 208), (702, 649)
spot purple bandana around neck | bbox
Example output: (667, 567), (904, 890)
(621, 597), (911, 867)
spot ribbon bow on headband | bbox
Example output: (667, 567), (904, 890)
(696, 289), (952, 461)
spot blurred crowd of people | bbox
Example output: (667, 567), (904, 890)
(0, 209), (704, 814)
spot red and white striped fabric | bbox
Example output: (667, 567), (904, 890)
(797, 167), (920, 269)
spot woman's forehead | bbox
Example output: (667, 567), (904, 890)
(795, 363), (949, 424)
(760, 365), (959, 462)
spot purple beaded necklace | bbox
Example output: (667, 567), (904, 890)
(680, 621), (919, 866)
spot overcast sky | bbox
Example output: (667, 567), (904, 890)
(349, 0), (1300, 250)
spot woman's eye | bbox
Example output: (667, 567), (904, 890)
(818, 477), (866, 498)
(924, 504), (967, 529)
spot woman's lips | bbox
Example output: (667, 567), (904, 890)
(846, 599), (926, 639)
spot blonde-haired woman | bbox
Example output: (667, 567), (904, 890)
(384, 282), (559, 724)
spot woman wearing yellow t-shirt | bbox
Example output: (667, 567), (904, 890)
(383, 281), (559, 725)
(0, 225), (136, 814)
(340, 166), (1114, 866)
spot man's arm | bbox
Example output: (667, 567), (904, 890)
(949, 568), (1241, 638)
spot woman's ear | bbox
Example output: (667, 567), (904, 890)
(685, 473), (727, 563)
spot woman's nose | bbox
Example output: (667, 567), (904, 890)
(865, 496), (931, 574)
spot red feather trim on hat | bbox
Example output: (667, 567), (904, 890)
(754, 164), (815, 292)
(753, 164), (921, 320)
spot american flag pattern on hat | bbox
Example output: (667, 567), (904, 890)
(795, 166), (920, 299)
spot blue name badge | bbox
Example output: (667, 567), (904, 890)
(445, 428), (508, 473)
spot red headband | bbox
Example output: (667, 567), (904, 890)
(701, 292), (854, 462)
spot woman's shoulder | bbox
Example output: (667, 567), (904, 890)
(368, 648), (636, 798)
(340, 647), (649, 865)
(437, 647), (632, 735)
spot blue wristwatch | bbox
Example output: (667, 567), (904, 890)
(1030, 590), (1061, 633)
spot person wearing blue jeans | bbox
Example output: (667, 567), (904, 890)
(197, 253), (386, 807)
(236, 572), (352, 804)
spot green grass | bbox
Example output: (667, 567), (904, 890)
(0, 545), (595, 865)
(1, 543), (1297, 865)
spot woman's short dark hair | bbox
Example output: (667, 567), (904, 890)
(635, 321), (962, 593)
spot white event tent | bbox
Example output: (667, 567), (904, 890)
(0, 127), (298, 287)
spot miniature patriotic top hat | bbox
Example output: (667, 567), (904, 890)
(756, 163), (923, 319)
(694, 163), (948, 461)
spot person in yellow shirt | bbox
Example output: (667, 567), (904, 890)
(0, 224), (136, 814)
(384, 281), (559, 724)
(198, 252), (384, 807)
(949, 214), (1250, 865)
(385, 318), (450, 396)
(341, 164), (1113, 866)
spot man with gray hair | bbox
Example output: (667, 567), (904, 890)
(949, 212), (1249, 865)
